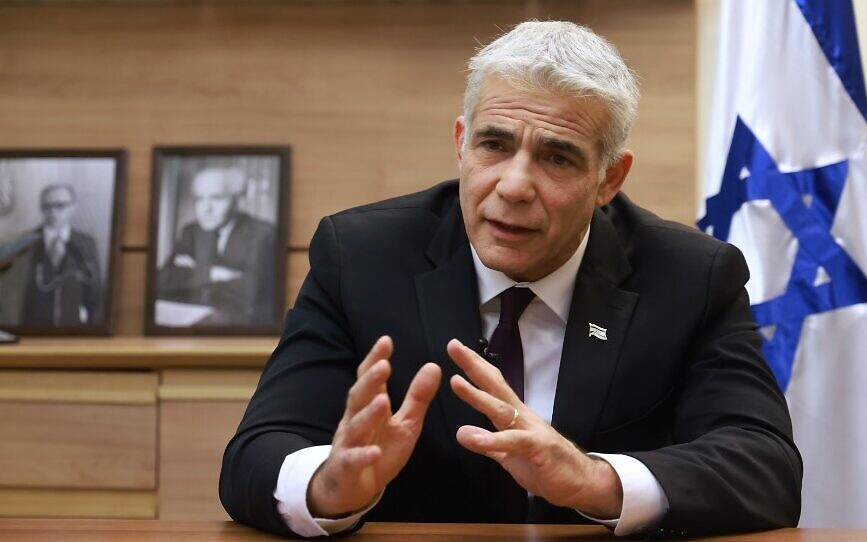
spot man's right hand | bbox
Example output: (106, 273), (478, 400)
(307, 336), (442, 518)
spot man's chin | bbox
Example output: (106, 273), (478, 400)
(476, 250), (536, 281)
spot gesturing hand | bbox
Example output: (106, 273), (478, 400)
(308, 336), (442, 518)
(446, 339), (623, 519)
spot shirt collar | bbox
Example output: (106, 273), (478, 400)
(218, 218), (237, 236)
(43, 225), (71, 243)
(469, 223), (591, 323)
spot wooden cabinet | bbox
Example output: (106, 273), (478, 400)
(0, 341), (270, 520)
(158, 370), (259, 520)
(0, 371), (158, 518)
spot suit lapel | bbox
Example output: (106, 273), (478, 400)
(414, 202), (501, 505)
(414, 202), (486, 429)
(550, 206), (639, 446)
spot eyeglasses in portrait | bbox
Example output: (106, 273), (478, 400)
(0, 150), (126, 336)
(146, 147), (290, 335)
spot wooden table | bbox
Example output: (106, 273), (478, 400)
(0, 520), (864, 541)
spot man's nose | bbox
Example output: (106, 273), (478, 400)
(495, 151), (535, 203)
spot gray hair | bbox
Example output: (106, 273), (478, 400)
(192, 167), (247, 197)
(40, 183), (77, 204)
(463, 21), (639, 168)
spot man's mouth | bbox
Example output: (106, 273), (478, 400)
(486, 219), (537, 236)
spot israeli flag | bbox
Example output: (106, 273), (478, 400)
(700, 0), (867, 527)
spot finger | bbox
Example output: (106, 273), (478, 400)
(394, 362), (442, 425)
(450, 373), (519, 430)
(454, 425), (507, 462)
(357, 336), (393, 378)
(338, 393), (391, 448)
(331, 444), (383, 476)
(456, 424), (530, 456)
(447, 338), (518, 401)
(345, 358), (391, 417)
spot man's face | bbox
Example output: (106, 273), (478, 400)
(41, 187), (76, 229)
(455, 76), (632, 282)
(192, 172), (238, 232)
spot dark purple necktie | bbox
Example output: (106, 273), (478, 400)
(488, 286), (536, 402)
(486, 286), (535, 522)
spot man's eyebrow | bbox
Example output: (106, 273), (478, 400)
(472, 125), (515, 140)
(539, 137), (589, 163)
(540, 136), (583, 155)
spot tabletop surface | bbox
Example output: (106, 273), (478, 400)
(0, 520), (864, 541)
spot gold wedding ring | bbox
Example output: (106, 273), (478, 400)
(504, 407), (519, 430)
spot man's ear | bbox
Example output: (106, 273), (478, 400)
(454, 116), (466, 164)
(596, 150), (633, 206)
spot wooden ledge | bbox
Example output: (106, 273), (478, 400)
(0, 337), (278, 369)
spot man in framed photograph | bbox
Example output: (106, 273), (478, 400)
(22, 183), (102, 326)
(157, 167), (276, 326)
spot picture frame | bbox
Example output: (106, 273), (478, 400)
(0, 149), (127, 336)
(146, 146), (290, 335)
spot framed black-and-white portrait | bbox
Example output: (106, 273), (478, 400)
(146, 146), (290, 335)
(0, 150), (126, 336)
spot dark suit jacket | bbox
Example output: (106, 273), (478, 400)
(23, 228), (102, 326)
(158, 212), (276, 325)
(220, 180), (802, 537)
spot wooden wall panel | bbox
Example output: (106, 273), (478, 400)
(116, 251), (148, 336)
(288, 250), (309, 309)
(0, 1), (696, 255)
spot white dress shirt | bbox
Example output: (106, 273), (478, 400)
(43, 224), (71, 251)
(216, 219), (236, 256)
(274, 225), (668, 536)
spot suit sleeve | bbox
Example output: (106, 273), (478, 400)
(251, 224), (277, 323)
(157, 226), (199, 298)
(219, 216), (359, 537)
(628, 243), (803, 535)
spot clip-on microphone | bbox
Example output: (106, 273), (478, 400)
(475, 337), (499, 363)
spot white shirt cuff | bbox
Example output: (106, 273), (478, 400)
(273, 445), (379, 537)
(581, 452), (669, 536)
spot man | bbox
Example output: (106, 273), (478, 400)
(220, 22), (801, 537)
(157, 167), (276, 326)
(22, 183), (102, 326)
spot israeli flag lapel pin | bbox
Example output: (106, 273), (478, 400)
(588, 322), (608, 341)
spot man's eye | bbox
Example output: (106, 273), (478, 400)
(480, 140), (504, 152)
(549, 154), (572, 167)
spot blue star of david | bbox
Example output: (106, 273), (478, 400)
(698, 116), (867, 390)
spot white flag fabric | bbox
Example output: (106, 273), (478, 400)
(700, 0), (867, 527)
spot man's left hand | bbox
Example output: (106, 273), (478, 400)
(446, 339), (623, 519)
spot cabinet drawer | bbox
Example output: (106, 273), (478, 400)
(158, 369), (257, 519)
(0, 371), (157, 490)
